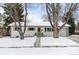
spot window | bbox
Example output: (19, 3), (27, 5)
(47, 28), (51, 31)
(45, 27), (53, 32)
(28, 27), (35, 31)
(14, 27), (20, 30)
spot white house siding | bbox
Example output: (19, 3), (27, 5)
(43, 27), (69, 37)
(10, 26), (36, 37)
(65, 27), (69, 36)
(24, 26), (37, 37)
(10, 26), (20, 38)
(43, 27), (53, 37)
(10, 26), (69, 38)
(24, 26), (53, 37)
(59, 27), (69, 37)
(44, 32), (53, 37)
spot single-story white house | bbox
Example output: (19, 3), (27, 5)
(9, 21), (70, 38)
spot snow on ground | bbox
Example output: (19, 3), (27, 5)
(0, 37), (36, 47)
(0, 36), (79, 54)
(41, 37), (79, 46)
(0, 47), (79, 55)
(0, 36), (79, 47)
(69, 35), (79, 43)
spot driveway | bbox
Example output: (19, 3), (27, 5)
(69, 35), (79, 43)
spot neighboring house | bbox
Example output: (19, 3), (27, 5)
(9, 21), (70, 38)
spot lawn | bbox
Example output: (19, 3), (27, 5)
(0, 36), (79, 55)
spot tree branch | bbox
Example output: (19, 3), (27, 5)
(46, 3), (55, 29)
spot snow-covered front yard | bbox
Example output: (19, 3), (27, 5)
(41, 37), (79, 46)
(0, 36), (79, 47)
(0, 36), (79, 55)
(0, 37), (36, 47)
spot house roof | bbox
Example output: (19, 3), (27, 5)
(9, 21), (70, 27)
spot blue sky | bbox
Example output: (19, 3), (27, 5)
(0, 3), (46, 22)
(27, 3), (46, 15)
(27, 3), (46, 21)
(0, 3), (79, 22)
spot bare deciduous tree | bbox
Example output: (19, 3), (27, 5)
(46, 3), (79, 38)
(3, 3), (28, 39)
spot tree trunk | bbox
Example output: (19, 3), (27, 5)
(20, 33), (24, 40)
(53, 28), (59, 38)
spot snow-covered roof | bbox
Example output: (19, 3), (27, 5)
(9, 21), (70, 27)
